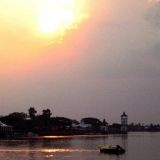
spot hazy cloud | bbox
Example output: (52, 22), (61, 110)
(1, 0), (160, 123)
(147, 1), (160, 28)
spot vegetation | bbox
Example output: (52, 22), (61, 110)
(0, 107), (160, 137)
(0, 107), (107, 136)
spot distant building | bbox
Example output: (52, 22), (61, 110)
(121, 112), (128, 134)
(0, 121), (13, 138)
(71, 120), (80, 128)
(100, 119), (108, 133)
(80, 117), (102, 129)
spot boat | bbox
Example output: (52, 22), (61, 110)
(99, 145), (125, 154)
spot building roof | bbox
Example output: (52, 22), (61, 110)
(81, 117), (102, 125)
(0, 121), (12, 127)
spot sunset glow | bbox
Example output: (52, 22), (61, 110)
(0, 0), (89, 66)
(38, 0), (87, 35)
(1, 0), (160, 141)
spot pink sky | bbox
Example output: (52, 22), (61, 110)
(1, 0), (160, 123)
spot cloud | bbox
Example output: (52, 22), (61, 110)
(147, 1), (160, 28)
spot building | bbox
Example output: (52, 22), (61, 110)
(80, 117), (108, 134)
(71, 120), (80, 128)
(0, 121), (13, 138)
(121, 112), (128, 134)
(80, 117), (102, 129)
(100, 119), (108, 134)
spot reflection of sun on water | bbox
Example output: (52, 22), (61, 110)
(0, 148), (96, 153)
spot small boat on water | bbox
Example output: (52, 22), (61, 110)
(99, 145), (125, 154)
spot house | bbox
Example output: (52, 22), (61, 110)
(80, 117), (102, 129)
(71, 120), (80, 128)
(0, 121), (13, 138)
(100, 119), (108, 133)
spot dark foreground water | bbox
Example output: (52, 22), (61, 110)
(0, 132), (160, 160)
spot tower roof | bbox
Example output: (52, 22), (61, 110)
(121, 112), (128, 117)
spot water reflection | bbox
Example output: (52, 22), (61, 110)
(0, 148), (97, 160)
(0, 135), (123, 160)
(121, 134), (128, 150)
(0, 133), (160, 160)
(42, 135), (109, 139)
(0, 148), (97, 153)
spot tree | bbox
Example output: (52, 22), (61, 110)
(28, 107), (37, 120)
(42, 109), (52, 120)
(8, 112), (27, 120)
(2, 112), (27, 130)
(41, 109), (52, 127)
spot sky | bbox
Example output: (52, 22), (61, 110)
(0, 0), (160, 124)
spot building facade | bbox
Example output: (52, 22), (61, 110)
(0, 121), (13, 138)
(121, 112), (128, 134)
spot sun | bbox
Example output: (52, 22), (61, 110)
(37, 0), (87, 35)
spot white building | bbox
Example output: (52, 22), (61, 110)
(121, 112), (128, 134)
(0, 121), (13, 137)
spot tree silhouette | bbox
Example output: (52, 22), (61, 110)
(1, 112), (27, 130)
(42, 109), (52, 119)
(41, 109), (52, 127)
(28, 107), (37, 120)
(8, 112), (27, 120)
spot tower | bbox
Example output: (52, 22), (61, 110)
(121, 112), (128, 134)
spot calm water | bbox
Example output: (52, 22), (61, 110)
(0, 132), (160, 160)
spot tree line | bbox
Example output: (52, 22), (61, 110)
(0, 107), (75, 135)
(1, 108), (160, 136)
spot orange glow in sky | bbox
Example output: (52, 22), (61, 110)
(0, 0), (89, 68)
(38, 0), (88, 35)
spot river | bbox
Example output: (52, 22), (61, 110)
(0, 132), (159, 160)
